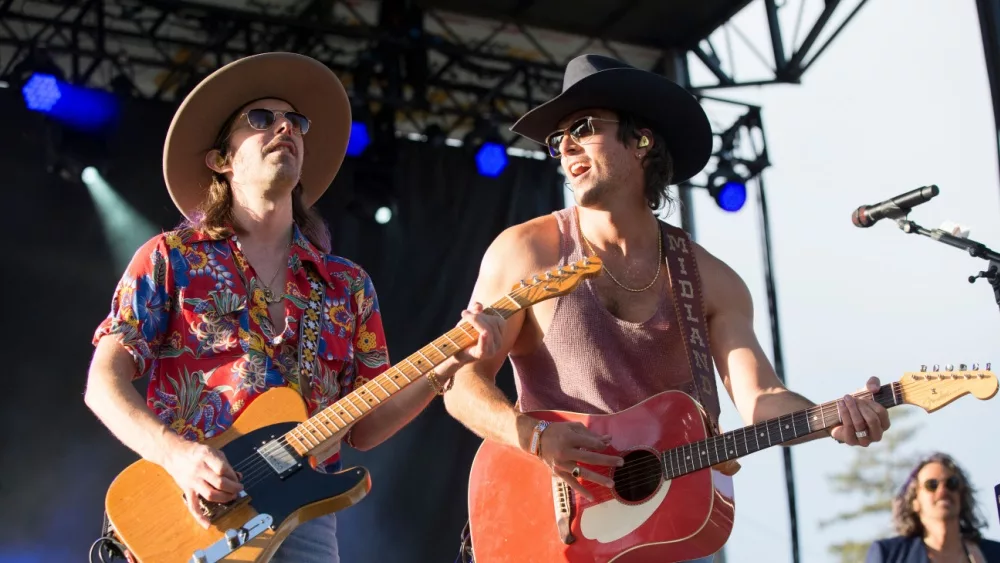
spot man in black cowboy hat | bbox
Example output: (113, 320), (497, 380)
(443, 54), (890, 560)
(84, 52), (505, 561)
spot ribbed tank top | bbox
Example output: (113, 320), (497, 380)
(510, 206), (700, 415)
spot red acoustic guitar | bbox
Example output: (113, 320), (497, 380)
(467, 365), (997, 562)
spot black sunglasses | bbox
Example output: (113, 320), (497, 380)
(922, 476), (961, 493)
(239, 108), (311, 135)
(544, 116), (618, 158)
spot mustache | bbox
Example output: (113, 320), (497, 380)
(263, 136), (297, 155)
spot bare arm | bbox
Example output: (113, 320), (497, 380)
(442, 231), (537, 452)
(85, 336), (188, 465)
(697, 243), (887, 446)
(443, 224), (621, 498)
(346, 304), (504, 451)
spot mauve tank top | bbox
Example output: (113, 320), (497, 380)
(510, 206), (701, 415)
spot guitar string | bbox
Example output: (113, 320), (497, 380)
(568, 379), (987, 503)
(197, 270), (592, 502)
(226, 321), (494, 489)
(579, 386), (903, 496)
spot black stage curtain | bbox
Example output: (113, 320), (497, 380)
(0, 90), (563, 562)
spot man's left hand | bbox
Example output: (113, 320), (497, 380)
(455, 302), (505, 364)
(830, 376), (890, 447)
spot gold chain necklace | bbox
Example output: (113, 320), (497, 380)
(261, 260), (286, 304)
(579, 215), (662, 293)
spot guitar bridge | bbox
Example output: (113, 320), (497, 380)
(551, 476), (576, 545)
(190, 513), (273, 563)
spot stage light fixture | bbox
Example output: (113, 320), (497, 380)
(475, 142), (508, 178)
(21, 73), (118, 131)
(347, 121), (371, 156)
(707, 159), (748, 212)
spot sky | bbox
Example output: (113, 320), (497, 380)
(645, 0), (1000, 560)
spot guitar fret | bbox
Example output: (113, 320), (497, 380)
(319, 411), (337, 435)
(329, 409), (348, 427)
(404, 359), (422, 378)
(416, 350), (434, 371)
(384, 373), (402, 390)
(445, 333), (465, 350)
(372, 377), (392, 396)
(504, 295), (520, 309)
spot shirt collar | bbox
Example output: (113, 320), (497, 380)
(180, 224), (334, 288)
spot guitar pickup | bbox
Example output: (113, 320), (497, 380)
(189, 513), (273, 563)
(551, 476), (576, 545)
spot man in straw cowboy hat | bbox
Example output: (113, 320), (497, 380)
(84, 52), (504, 560)
(443, 54), (890, 560)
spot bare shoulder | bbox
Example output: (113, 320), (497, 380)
(690, 240), (753, 318)
(475, 214), (561, 299)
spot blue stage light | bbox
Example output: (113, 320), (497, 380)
(21, 73), (118, 131)
(475, 142), (507, 177)
(714, 180), (747, 212)
(347, 121), (370, 156)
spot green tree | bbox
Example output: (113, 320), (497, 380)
(819, 408), (925, 563)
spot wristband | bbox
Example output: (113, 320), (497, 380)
(529, 420), (550, 457)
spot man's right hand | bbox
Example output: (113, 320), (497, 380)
(162, 440), (243, 528)
(535, 421), (623, 501)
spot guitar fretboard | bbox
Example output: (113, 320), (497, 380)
(660, 382), (902, 480)
(277, 260), (600, 457)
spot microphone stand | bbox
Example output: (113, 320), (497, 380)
(894, 216), (1000, 312)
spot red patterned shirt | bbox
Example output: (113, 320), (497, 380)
(93, 224), (389, 469)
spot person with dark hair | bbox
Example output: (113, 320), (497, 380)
(867, 453), (1000, 562)
(443, 54), (889, 561)
(83, 52), (505, 562)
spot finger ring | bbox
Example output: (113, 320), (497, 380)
(571, 466), (581, 478)
(855, 430), (868, 439)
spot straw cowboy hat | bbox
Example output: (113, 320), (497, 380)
(510, 54), (712, 184)
(163, 52), (351, 219)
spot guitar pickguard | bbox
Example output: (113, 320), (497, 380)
(579, 480), (671, 543)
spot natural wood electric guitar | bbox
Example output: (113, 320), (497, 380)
(102, 257), (602, 563)
(467, 365), (997, 562)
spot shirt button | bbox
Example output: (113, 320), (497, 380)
(326, 353), (333, 360)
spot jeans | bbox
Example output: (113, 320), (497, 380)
(269, 513), (339, 563)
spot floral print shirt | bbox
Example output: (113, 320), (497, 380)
(93, 224), (389, 469)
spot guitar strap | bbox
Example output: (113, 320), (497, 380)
(296, 267), (326, 401)
(661, 223), (722, 435)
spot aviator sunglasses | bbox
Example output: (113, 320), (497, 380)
(238, 108), (311, 136)
(544, 116), (618, 158)
(921, 476), (961, 493)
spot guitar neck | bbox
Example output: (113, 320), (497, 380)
(283, 302), (518, 455)
(277, 257), (605, 457)
(661, 382), (902, 480)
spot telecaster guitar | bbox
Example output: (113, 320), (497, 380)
(103, 257), (603, 563)
(467, 365), (998, 563)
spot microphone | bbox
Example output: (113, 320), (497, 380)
(851, 185), (940, 228)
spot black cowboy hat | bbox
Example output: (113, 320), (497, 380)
(510, 54), (712, 184)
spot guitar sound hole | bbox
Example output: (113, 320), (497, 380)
(613, 449), (662, 503)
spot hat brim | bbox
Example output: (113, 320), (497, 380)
(510, 68), (712, 184)
(163, 52), (351, 220)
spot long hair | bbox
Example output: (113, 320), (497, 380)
(616, 112), (675, 212)
(182, 105), (332, 253)
(891, 452), (986, 541)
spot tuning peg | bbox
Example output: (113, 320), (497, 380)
(932, 364), (940, 371)
(959, 363), (967, 370)
(988, 362), (992, 371)
(973, 363), (980, 370)
(920, 365), (928, 372)
(945, 364), (954, 371)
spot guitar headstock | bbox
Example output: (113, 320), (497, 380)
(899, 363), (997, 413)
(509, 257), (603, 305)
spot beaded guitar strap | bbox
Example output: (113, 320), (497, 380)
(661, 223), (722, 435)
